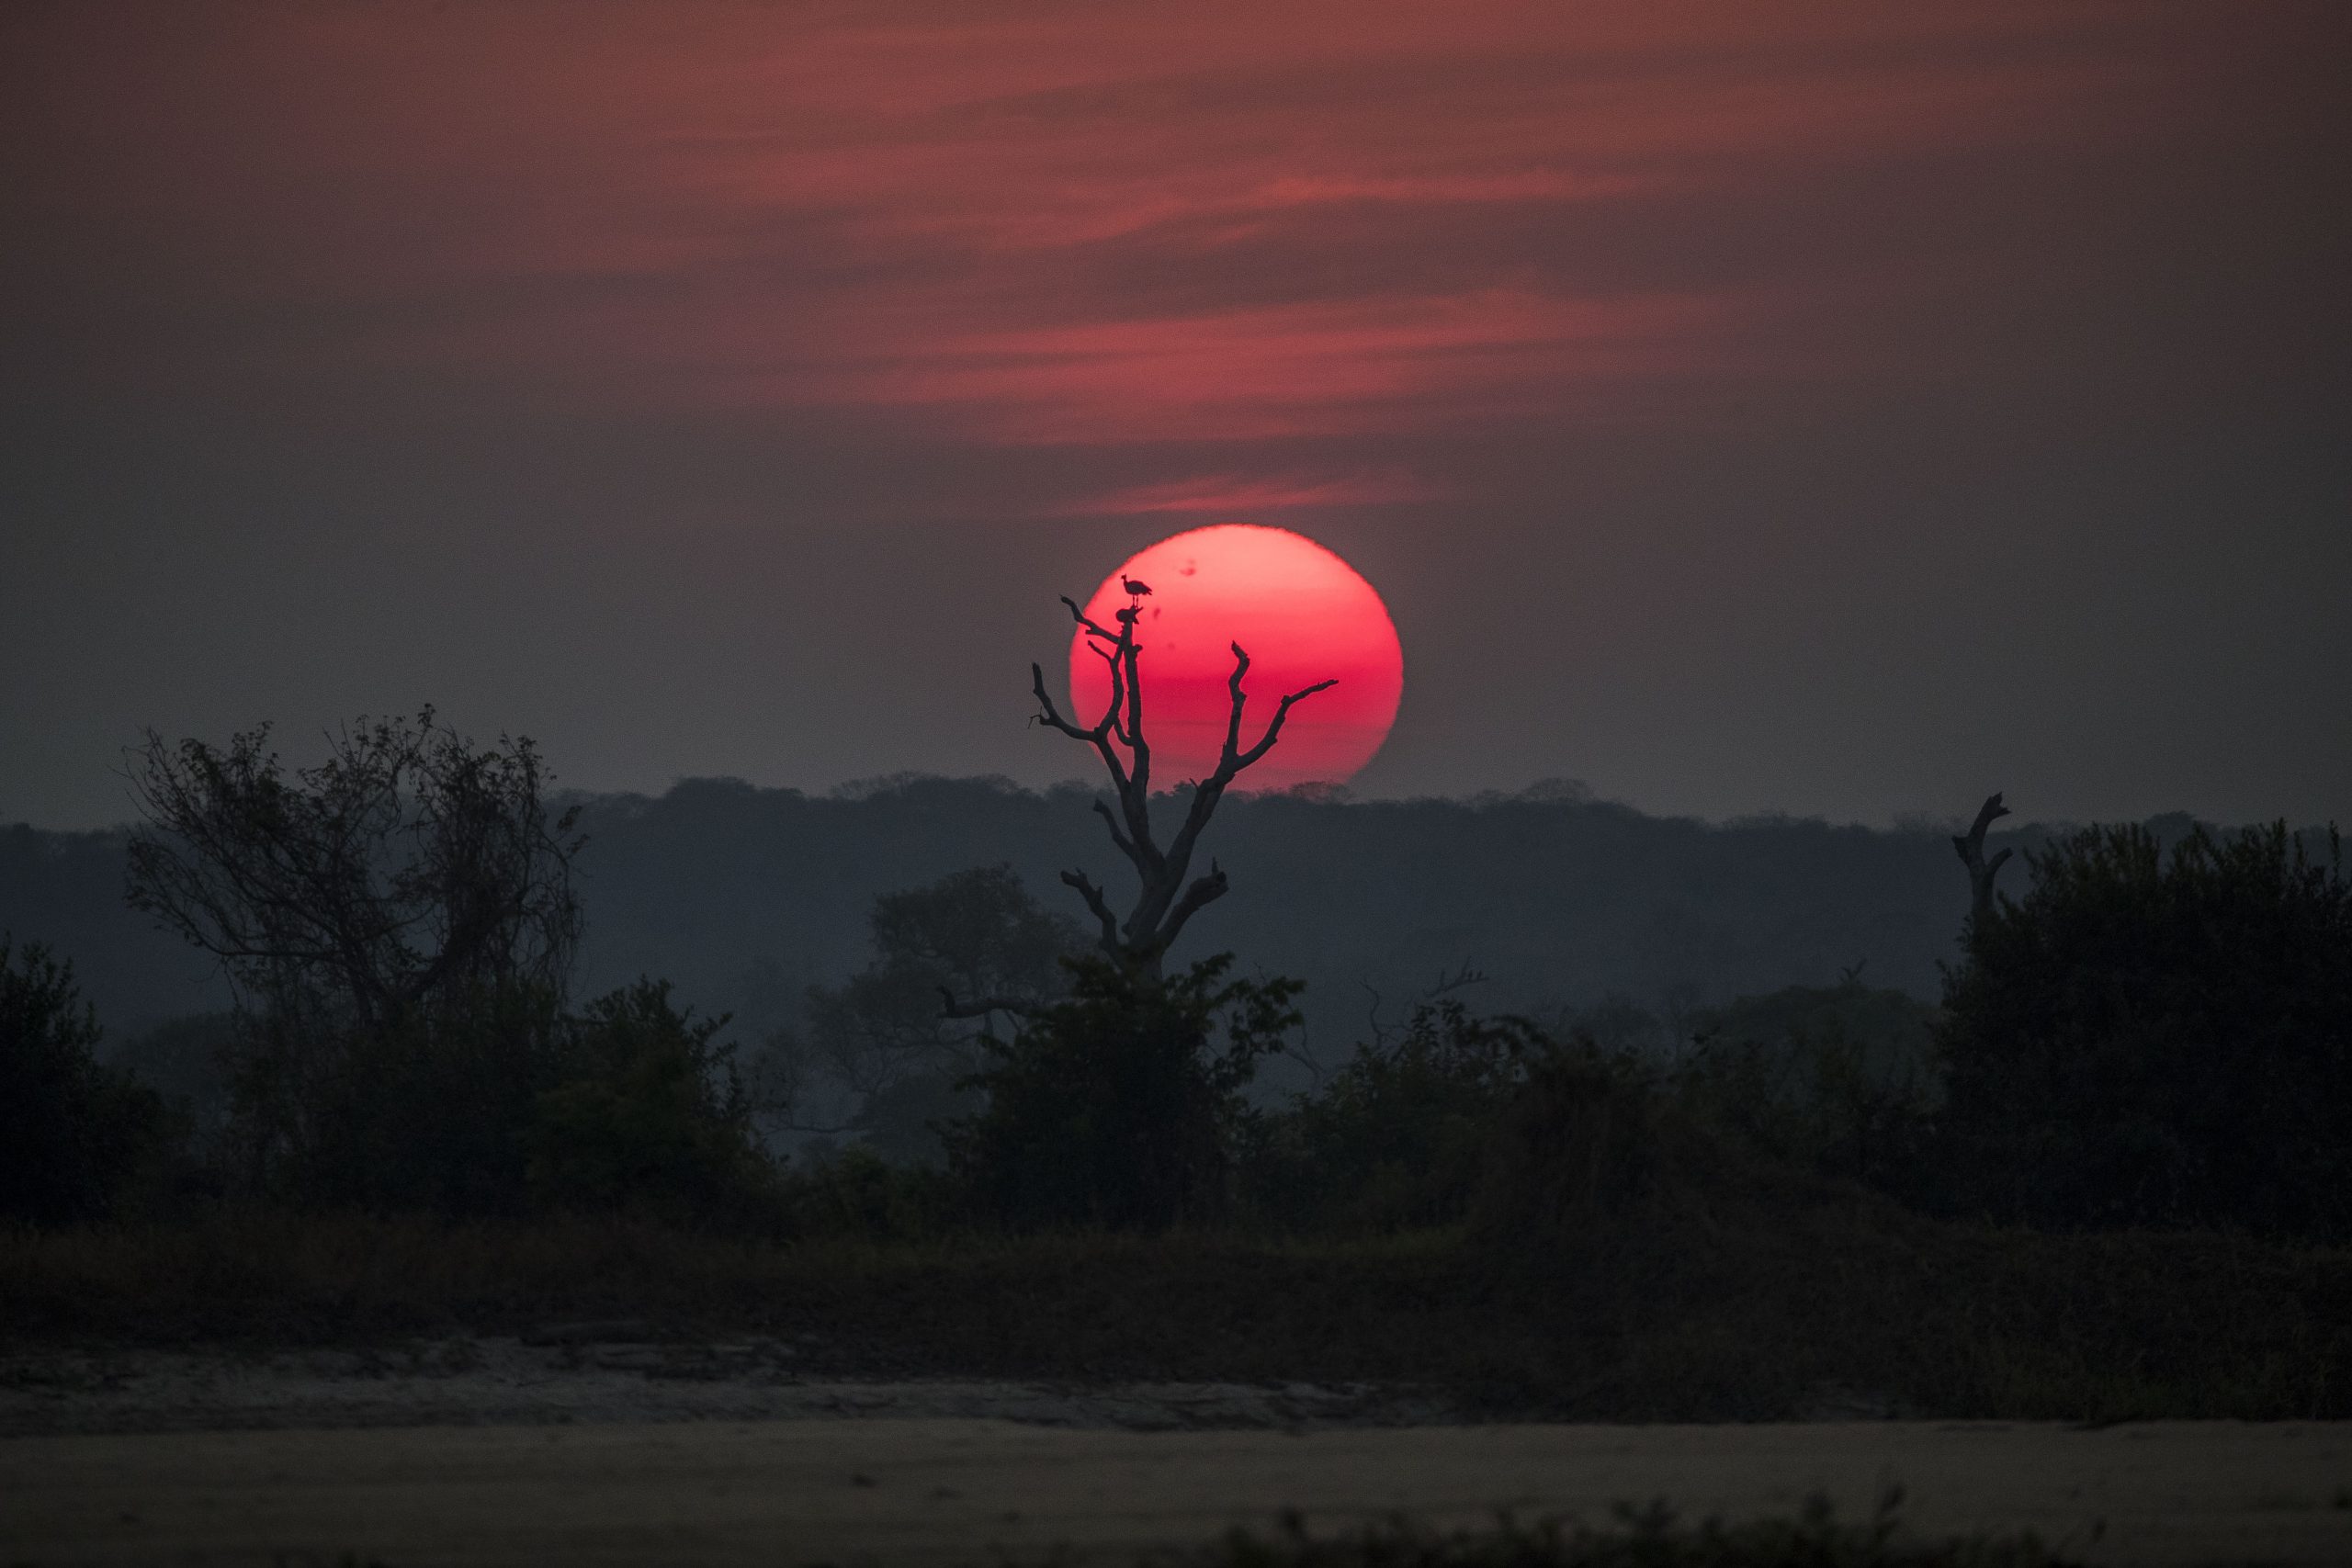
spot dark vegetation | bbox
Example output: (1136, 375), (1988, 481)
(1939, 820), (2352, 1235)
(5, 596), (2351, 1424)
(187, 1497), (2095, 1568)
(1180, 1496), (2085, 1568)
(0, 936), (165, 1226)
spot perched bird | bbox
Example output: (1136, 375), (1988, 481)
(1122, 576), (1153, 597)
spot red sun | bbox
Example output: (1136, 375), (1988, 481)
(1069, 525), (1404, 792)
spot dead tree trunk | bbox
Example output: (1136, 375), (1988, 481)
(1028, 589), (1334, 978)
(1951, 792), (2014, 932)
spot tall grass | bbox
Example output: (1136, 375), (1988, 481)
(6, 1204), (2346, 1423)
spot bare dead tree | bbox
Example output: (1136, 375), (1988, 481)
(1951, 792), (2014, 931)
(1024, 587), (1335, 978)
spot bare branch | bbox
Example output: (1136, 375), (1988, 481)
(1164, 644), (1337, 885)
(1030, 662), (1100, 742)
(1234, 677), (1340, 772)
(1424, 961), (1488, 1000)
(938, 986), (1036, 1021)
(1091, 797), (1142, 868)
(1060, 868), (1120, 950)
(1059, 593), (1123, 644)
(1152, 860), (1229, 957)
(1026, 592), (1329, 976)
(1952, 791), (2015, 931)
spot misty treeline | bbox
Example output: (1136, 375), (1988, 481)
(15, 779), (2032, 1053)
(5, 692), (2349, 1242)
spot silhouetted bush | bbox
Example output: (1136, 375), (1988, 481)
(1242, 999), (1540, 1234)
(0, 936), (165, 1225)
(1188, 1495), (2075, 1568)
(527, 979), (774, 1223)
(775, 1144), (957, 1240)
(197, 980), (779, 1220)
(1938, 822), (2352, 1235)
(1676, 983), (1939, 1201)
(1238, 982), (1939, 1241)
(106, 1011), (238, 1163)
(220, 983), (571, 1213)
(1476, 1042), (1690, 1239)
(946, 955), (1301, 1230)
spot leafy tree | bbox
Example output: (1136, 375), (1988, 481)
(782, 865), (1081, 1160)
(122, 711), (590, 1211)
(1938, 821), (2352, 1234)
(0, 936), (164, 1224)
(125, 709), (582, 1031)
(945, 954), (1302, 1229)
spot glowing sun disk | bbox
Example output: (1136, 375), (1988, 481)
(1069, 524), (1404, 791)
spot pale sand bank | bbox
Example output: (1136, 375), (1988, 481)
(6, 1417), (2350, 1566)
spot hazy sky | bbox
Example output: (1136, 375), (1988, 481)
(6, 2), (2347, 829)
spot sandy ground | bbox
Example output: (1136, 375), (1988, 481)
(0, 1334), (1451, 1438)
(5, 1341), (2349, 1565)
(7, 1416), (2352, 1565)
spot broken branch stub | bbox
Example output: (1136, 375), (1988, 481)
(1952, 791), (2015, 931)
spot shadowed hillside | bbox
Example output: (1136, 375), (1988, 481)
(6, 779), (2057, 1047)
(563, 777), (1996, 1049)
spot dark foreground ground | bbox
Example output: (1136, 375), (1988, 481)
(6, 1416), (2352, 1566)
(6, 1210), (2349, 1424)
(6, 1213), (2350, 1564)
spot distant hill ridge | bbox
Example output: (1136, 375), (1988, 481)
(0, 776), (2296, 1048)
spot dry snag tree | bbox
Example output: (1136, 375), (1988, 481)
(1019, 584), (1335, 982)
(1951, 791), (2015, 931)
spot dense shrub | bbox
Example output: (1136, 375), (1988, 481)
(1240, 984), (1943, 1241)
(1675, 983), (1939, 1200)
(0, 936), (164, 1225)
(946, 955), (1301, 1230)
(527, 980), (773, 1223)
(106, 1011), (239, 1163)
(1938, 822), (2352, 1235)
(203, 980), (773, 1220)
(1192, 1497), (2075, 1568)
(1476, 1043), (1685, 1240)
(1242, 1000), (1540, 1234)
(220, 983), (571, 1213)
(775, 1144), (957, 1240)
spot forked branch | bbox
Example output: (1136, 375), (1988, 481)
(1952, 792), (2014, 931)
(1023, 585), (1334, 976)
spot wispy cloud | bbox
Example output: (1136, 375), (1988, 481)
(1057, 470), (1444, 517)
(5, 0), (2223, 511)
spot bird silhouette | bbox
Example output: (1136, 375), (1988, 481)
(1122, 576), (1153, 597)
